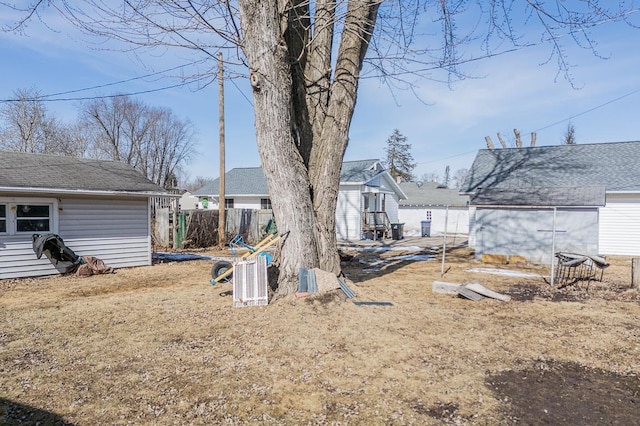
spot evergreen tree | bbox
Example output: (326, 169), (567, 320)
(383, 129), (416, 182)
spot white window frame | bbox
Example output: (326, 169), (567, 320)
(260, 198), (272, 209)
(0, 197), (59, 236)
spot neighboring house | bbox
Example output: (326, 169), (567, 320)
(0, 151), (169, 279)
(398, 181), (470, 237)
(459, 141), (640, 263)
(192, 159), (407, 240)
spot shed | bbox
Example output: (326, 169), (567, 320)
(398, 181), (470, 237)
(460, 141), (640, 263)
(192, 159), (407, 240)
(0, 151), (169, 279)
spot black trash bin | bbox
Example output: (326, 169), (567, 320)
(391, 223), (404, 240)
(421, 220), (431, 237)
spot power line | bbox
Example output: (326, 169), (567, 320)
(0, 60), (210, 103)
(415, 87), (640, 169)
(0, 78), (209, 103)
(532, 88), (640, 133)
(228, 76), (253, 106)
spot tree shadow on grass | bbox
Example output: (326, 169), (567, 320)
(486, 359), (640, 424)
(1, 398), (75, 426)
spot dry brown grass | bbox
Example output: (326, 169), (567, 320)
(1, 245), (639, 425)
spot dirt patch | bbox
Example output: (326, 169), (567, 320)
(487, 359), (640, 424)
(1, 245), (639, 424)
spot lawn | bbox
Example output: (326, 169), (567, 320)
(1, 244), (639, 425)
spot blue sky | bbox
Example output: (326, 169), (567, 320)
(2, 6), (640, 184)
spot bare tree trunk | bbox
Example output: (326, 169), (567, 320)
(237, 1), (379, 295)
(238, 1), (320, 296)
(309, 1), (380, 274)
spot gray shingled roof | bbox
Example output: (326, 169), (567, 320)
(399, 181), (469, 207)
(469, 186), (606, 206)
(460, 141), (640, 195)
(193, 159), (383, 196)
(0, 151), (165, 193)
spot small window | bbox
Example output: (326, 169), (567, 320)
(260, 198), (272, 209)
(426, 211), (432, 220)
(0, 204), (6, 233)
(16, 204), (51, 233)
(225, 199), (234, 209)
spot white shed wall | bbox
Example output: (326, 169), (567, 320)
(474, 207), (598, 263)
(230, 196), (263, 209)
(336, 185), (362, 240)
(599, 193), (640, 256)
(1, 196), (151, 279)
(399, 206), (469, 236)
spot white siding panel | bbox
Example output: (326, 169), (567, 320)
(336, 185), (362, 240)
(399, 206), (470, 236)
(233, 197), (263, 209)
(468, 207), (477, 248)
(0, 237), (74, 279)
(385, 194), (400, 223)
(1, 196), (151, 279)
(58, 198), (151, 269)
(599, 194), (640, 256)
(475, 207), (598, 263)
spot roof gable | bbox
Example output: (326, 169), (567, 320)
(0, 151), (165, 193)
(461, 141), (640, 195)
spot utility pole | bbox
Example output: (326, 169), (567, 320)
(218, 52), (226, 247)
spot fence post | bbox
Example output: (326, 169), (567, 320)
(632, 258), (640, 290)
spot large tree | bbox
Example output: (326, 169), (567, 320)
(0, 88), (70, 154)
(3, 1), (637, 297)
(81, 95), (196, 188)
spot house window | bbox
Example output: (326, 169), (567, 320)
(225, 199), (234, 209)
(260, 198), (272, 209)
(16, 204), (51, 233)
(0, 204), (6, 233)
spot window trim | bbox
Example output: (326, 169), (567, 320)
(0, 197), (59, 236)
(260, 198), (272, 210)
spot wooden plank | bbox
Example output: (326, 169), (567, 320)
(457, 286), (485, 301)
(465, 282), (511, 302)
(432, 281), (462, 295)
(632, 258), (640, 290)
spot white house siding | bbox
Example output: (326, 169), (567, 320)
(0, 196), (151, 279)
(468, 206), (477, 247)
(336, 184), (362, 240)
(399, 206), (469, 237)
(58, 197), (151, 269)
(231, 196), (264, 209)
(385, 194), (400, 223)
(599, 193), (640, 256)
(474, 207), (598, 264)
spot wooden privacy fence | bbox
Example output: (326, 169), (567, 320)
(154, 208), (275, 248)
